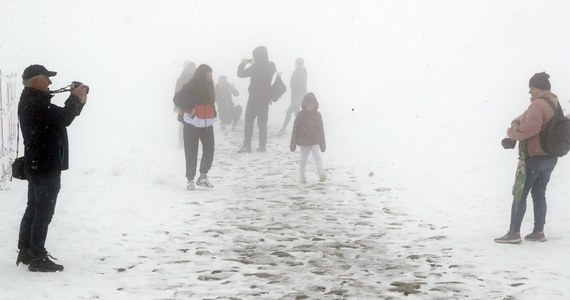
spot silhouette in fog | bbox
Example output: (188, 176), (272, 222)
(290, 92), (326, 184)
(16, 64), (88, 272)
(215, 75), (242, 130)
(278, 58), (307, 136)
(173, 64), (216, 190)
(237, 46), (276, 153)
(174, 61), (197, 148)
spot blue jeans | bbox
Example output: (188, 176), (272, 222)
(509, 155), (557, 233)
(18, 171), (61, 256)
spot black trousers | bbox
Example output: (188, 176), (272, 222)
(18, 171), (61, 256)
(243, 103), (269, 149)
(184, 124), (215, 180)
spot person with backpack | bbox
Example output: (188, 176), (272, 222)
(173, 64), (216, 190)
(495, 72), (561, 244)
(290, 92), (326, 184)
(174, 61), (196, 148)
(237, 46), (276, 153)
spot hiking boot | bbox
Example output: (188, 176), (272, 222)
(277, 129), (286, 137)
(237, 146), (251, 153)
(196, 175), (214, 188)
(319, 173), (327, 182)
(494, 231), (522, 244)
(16, 250), (32, 266)
(524, 231), (546, 242)
(299, 176), (307, 184)
(28, 253), (64, 272)
(187, 180), (195, 191)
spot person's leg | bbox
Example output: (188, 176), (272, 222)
(299, 146), (310, 182)
(257, 106), (269, 150)
(29, 173), (61, 257)
(183, 124), (200, 180)
(199, 126), (215, 175)
(310, 145), (325, 175)
(530, 156), (557, 233)
(280, 105), (294, 133)
(509, 158), (541, 233)
(242, 103), (255, 150)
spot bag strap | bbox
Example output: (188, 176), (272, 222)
(540, 96), (564, 116)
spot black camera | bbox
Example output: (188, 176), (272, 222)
(71, 81), (90, 94)
(501, 138), (516, 149)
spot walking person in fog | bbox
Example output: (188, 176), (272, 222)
(215, 75), (241, 130)
(279, 57), (307, 136)
(237, 46), (276, 153)
(290, 92), (326, 184)
(174, 61), (196, 148)
(174, 64), (216, 190)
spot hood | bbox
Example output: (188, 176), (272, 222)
(252, 46), (269, 63)
(301, 92), (319, 110)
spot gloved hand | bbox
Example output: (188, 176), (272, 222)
(501, 138), (516, 149)
(290, 145), (296, 152)
(320, 146), (326, 152)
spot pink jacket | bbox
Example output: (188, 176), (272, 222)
(507, 92), (559, 156)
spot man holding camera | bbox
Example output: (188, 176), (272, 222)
(495, 72), (559, 244)
(16, 64), (87, 272)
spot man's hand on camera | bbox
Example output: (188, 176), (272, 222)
(71, 84), (88, 104)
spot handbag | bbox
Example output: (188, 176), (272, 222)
(11, 121), (26, 180)
(270, 71), (287, 102)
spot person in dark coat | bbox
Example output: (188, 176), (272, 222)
(215, 75), (241, 130)
(290, 92), (326, 184)
(174, 64), (216, 190)
(16, 64), (87, 272)
(174, 61), (196, 148)
(237, 46), (276, 152)
(279, 58), (307, 136)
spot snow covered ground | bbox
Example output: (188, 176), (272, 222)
(2, 1), (570, 299)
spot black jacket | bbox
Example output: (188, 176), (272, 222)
(18, 87), (84, 175)
(237, 46), (276, 106)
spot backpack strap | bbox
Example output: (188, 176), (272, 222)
(540, 96), (564, 116)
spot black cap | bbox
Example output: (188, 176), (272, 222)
(529, 72), (551, 90)
(22, 64), (57, 80)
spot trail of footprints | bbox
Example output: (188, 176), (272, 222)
(105, 129), (523, 299)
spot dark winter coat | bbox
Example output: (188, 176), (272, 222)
(290, 110), (326, 150)
(290, 67), (307, 97)
(215, 82), (239, 112)
(173, 77), (216, 112)
(18, 87), (84, 175)
(237, 46), (276, 107)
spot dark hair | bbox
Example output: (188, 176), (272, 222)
(192, 64), (213, 82)
(189, 64), (215, 104)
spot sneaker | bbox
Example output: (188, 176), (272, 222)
(494, 231), (522, 244)
(256, 147), (266, 152)
(16, 249), (32, 266)
(277, 130), (286, 137)
(187, 180), (195, 191)
(196, 175), (214, 188)
(299, 176), (307, 184)
(28, 253), (64, 272)
(237, 146), (251, 153)
(524, 231), (546, 242)
(319, 173), (327, 182)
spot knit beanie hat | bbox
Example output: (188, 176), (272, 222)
(529, 72), (551, 90)
(301, 92), (319, 109)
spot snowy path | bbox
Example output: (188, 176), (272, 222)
(2, 124), (568, 299)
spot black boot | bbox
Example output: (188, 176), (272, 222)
(16, 250), (32, 266)
(28, 253), (64, 272)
